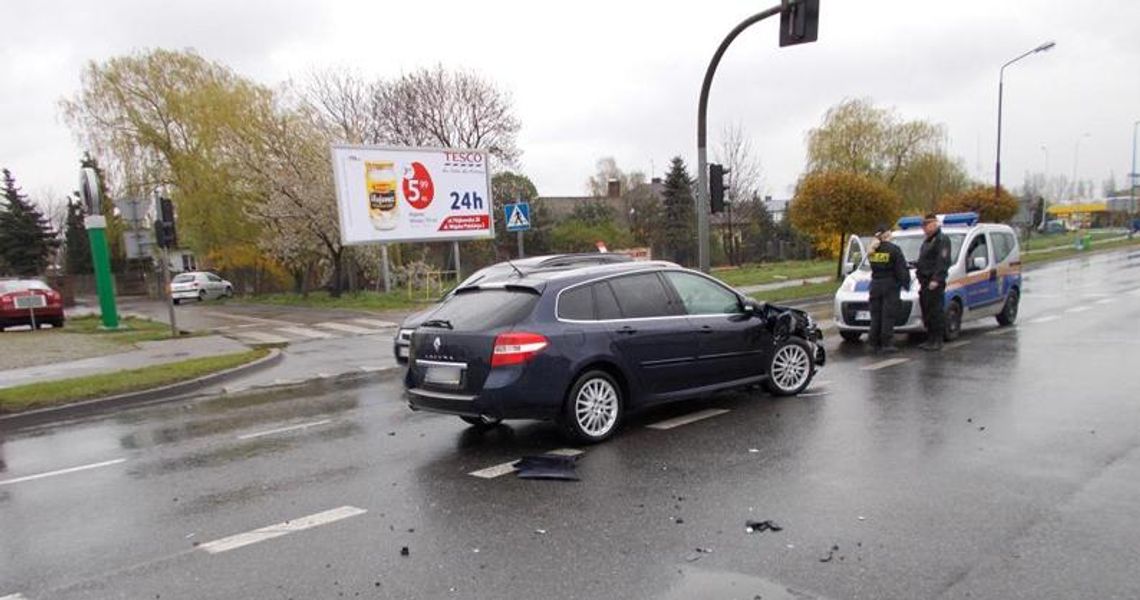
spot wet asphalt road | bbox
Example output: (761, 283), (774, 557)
(3, 250), (1140, 599)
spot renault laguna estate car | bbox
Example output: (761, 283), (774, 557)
(405, 261), (825, 443)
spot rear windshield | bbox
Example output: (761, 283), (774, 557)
(172, 274), (196, 283)
(424, 288), (539, 331)
(0, 280), (48, 293)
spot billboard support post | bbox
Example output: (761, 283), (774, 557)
(453, 241), (462, 282)
(381, 245), (392, 293)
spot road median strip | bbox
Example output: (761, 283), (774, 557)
(0, 349), (270, 415)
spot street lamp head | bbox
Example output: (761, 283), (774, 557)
(1034, 41), (1056, 53)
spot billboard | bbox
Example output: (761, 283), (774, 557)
(331, 144), (494, 245)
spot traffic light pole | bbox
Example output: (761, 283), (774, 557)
(696, 4), (783, 273)
(160, 246), (178, 337)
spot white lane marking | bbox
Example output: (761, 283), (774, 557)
(1, 593), (28, 599)
(944, 340), (971, 350)
(232, 331), (292, 345)
(798, 391), (829, 398)
(1065, 306), (1093, 314)
(0, 458), (127, 487)
(1031, 315), (1060, 324)
(1083, 293), (1111, 298)
(351, 318), (398, 329)
(469, 448), (583, 479)
(202, 311), (295, 327)
(1095, 298), (1115, 305)
(276, 326), (333, 339)
(987, 327), (1018, 336)
(862, 357), (911, 371)
(237, 419), (333, 441)
(646, 408), (731, 430)
(198, 506), (367, 554)
(316, 322), (381, 335)
(811, 380), (832, 387)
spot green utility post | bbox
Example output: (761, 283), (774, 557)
(80, 166), (120, 329)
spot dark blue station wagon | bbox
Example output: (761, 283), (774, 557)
(405, 262), (825, 443)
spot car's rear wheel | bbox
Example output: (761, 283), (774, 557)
(198, 289), (207, 302)
(562, 370), (622, 444)
(173, 298), (181, 305)
(763, 337), (814, 396)
(944, 299), (963, 341)
(996, 288), (1019, 326)
(459, 415), (502, 429)
(840, 331), (862, 343)
(50, 318), (64, 329)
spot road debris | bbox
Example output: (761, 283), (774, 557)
(745, 520), (783, 533)
(685, 547), (714, 562)
(515, 454), (579, 481)
(400, 546), (410, 557)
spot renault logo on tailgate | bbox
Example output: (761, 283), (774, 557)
(433, 337), (442, 352)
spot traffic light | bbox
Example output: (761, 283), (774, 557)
(709, 163), (730, 214)
(779, 0), (819, 47)
(153, 196), (177, 249)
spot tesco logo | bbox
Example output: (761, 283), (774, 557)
(444, 152), (484, 164)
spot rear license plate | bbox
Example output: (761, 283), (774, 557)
(855, 310), (871, 321)
(424, 365), (463, 386)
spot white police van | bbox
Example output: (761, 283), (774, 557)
(833, 212), (1022, 342)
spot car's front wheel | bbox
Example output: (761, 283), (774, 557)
(763, 337), (815, 396)
(996, 288), (1019, 326)
(224, 286), (234, 298)
(562, 370), (623, 444)
(198, 289), (207, 302)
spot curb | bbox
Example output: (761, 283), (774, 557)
(214, 365), (405, 401)
(0, 348), (284, 431)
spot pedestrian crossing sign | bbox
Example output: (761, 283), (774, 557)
(506, 202), (531, 232)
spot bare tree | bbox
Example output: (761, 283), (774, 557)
(371, 65), (521, 165)
(304, 70), (381, 144)
(713, 123), (763, 203)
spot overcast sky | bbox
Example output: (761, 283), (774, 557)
(3, 0), (1139, 210)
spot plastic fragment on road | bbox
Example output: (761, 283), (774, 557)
(685, 547), (714, 562)
(515, 454), (579, 481)
(745, 520), (784, 533)
(400, 546), (410, 557)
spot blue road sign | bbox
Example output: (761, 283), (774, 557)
(506, 202), (531, 232)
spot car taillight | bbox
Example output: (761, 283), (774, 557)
(491, 332), (549, 368)
(0, 295), (11, 306)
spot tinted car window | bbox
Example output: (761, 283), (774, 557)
(607, 273), (674, 319)
(594, 282), (623, 320)
(425, 289), (539, 331)
(967, 235), (989, 271)
(558, 286), (594, 320)
(173, 274), (195, 283)
(894, 234), (967, 265)
(664, 272), (741, 315)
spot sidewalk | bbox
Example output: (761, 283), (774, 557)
(736, 275), (833, 295)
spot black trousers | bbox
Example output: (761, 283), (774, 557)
(868, 287), (899, 348)
(919, 279), (946, 342)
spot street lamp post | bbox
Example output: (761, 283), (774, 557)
(1131, 120), (1139, 214)
(1071, 132), (1090, 203)
(995, 41), (1055, 199)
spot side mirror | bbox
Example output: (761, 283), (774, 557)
(742, 299), (763, 318)
(972, 256), (988, 271)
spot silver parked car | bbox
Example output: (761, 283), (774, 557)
(171, 271), (234, 304)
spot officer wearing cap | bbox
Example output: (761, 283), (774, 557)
(916, 213), (952, 351)
(867, 223), (910, 353)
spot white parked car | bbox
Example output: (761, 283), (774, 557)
(171, 271), (234, 304)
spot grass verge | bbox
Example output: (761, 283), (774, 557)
(1021, 230), (1122, 252)
(61, 315), (179, 346)
(234, 290), (432, 312)
(750, 280), (841, 304)
(1022, 235), (1140, 265)
(714, 259), (834, 288)
(0, 348), (269, 414)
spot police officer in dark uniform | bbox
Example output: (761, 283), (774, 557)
(867, 224), (910, 353)
(916, 213), (953, 351)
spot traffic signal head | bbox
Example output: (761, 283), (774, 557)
(709, 163), (730, 214)
(780, 0), (819, 47)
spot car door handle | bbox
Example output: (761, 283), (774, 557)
(699, 325), (714, 335)
(616, 326), (638, 336)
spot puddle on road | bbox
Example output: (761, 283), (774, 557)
(661, 566), (829, 600)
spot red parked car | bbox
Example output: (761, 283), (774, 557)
(0, 279), (65, 331)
